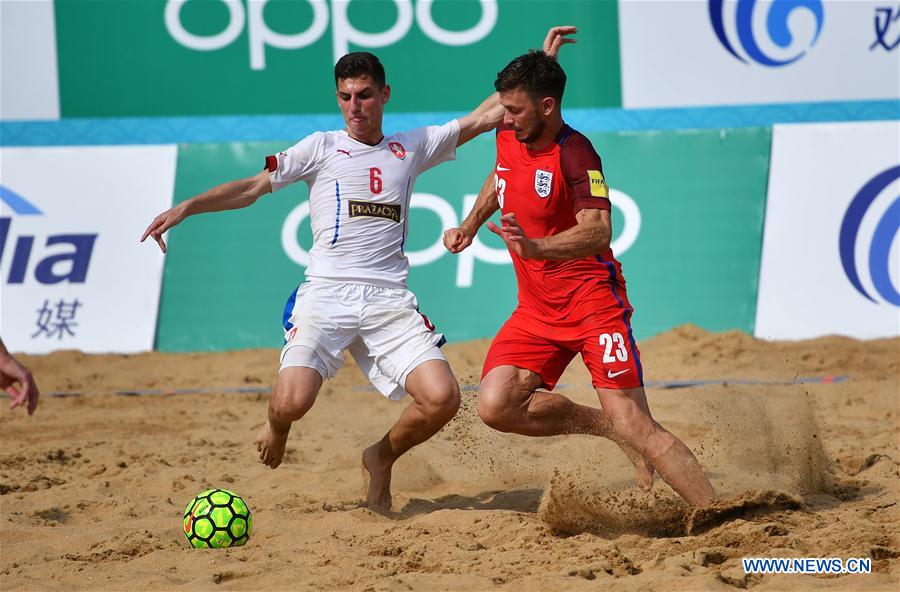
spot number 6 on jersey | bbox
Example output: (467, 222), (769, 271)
(370, 167), (382, 194)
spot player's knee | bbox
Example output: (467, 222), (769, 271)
(476, 402), (508, 431)
(271, 366), (322, 422)
(420, 381), (460, 422)
(476, 389), (516, 432)
(440, 388), (461, 422)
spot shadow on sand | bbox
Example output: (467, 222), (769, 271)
(395, 488), (544, 519)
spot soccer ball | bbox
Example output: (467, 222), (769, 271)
(182, 488), (252, 549)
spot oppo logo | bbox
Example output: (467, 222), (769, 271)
(165, 0), (498, 70)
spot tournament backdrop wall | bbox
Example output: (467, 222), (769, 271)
(4, 0), (898, 121)
(755, 121), (900, 340)
(7, 123), (899, 353)
(155, 127), (770, 351)
(3, 0), (620, 120)
(0, 146), (176, 354)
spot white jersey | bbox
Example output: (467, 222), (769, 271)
(266, 120), (460, 289)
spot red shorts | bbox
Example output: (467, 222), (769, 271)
(482, 303), (644, 391)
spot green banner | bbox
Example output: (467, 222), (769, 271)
(596, 128), (770, 338)
(56, 0), (621, 118)
(158, 141), (309, 351)
(157, 126), (769, 351)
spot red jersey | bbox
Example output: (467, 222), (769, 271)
(495, 122), (628, 323)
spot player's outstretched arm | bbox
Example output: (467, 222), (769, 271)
(455, 25), (577, 147)
(0, 338), (39, 415)
(489, 208), (611, 261)
(456, 93), (505, 147)
(140, 169), (272, 253)
(443, 170), (499, 253)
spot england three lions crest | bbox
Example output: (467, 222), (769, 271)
(534, 169), (553, 198)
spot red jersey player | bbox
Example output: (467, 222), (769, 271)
(444, 45), (715, 506)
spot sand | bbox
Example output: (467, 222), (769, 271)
(1, 325), (898, 591)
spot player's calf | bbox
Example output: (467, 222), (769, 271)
(607, 404), (658, 450)
(601, 393), (713, 505)
(478, 382), (604, 437)
(269, 366), (321, 423)
(256, 367), (322, 469)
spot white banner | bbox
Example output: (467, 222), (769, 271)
(0, 146), (176, 353)
(619, 0), (900, 108)
(0, 0), (60, 120)
(755, 121), (900, 340)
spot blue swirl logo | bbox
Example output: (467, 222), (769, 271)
(839, 166), (900, 307)
(709, 0), (825, 66)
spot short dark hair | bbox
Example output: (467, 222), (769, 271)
(334, 52), (386, 88)
(494, 50), (566, 103)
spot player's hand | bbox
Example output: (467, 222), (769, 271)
(140, 204), (187, 253)
(543, 26), (577, 60)
(487, 213), (540, 259)
(443, 227), (474, 254)
(0, 354), (39, 415)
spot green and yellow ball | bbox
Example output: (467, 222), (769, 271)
(182, 489), (252, 549)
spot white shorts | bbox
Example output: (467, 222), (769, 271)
(279, 281), (447, 400)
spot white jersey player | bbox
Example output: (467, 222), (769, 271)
(269, 121), (460, 403)
(142, 27), (578, 512)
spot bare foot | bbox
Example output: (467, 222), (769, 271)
(634, 457), (656, 492)
(618, 443), (655, 491)
(361, 442), (394, 513)
(255, 421), (289, 468)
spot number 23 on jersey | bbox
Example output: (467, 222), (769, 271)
(494, 174), (507, 208)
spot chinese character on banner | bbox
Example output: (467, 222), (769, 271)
(871, 6), (900, 51)
(32, 299), (82, 339)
